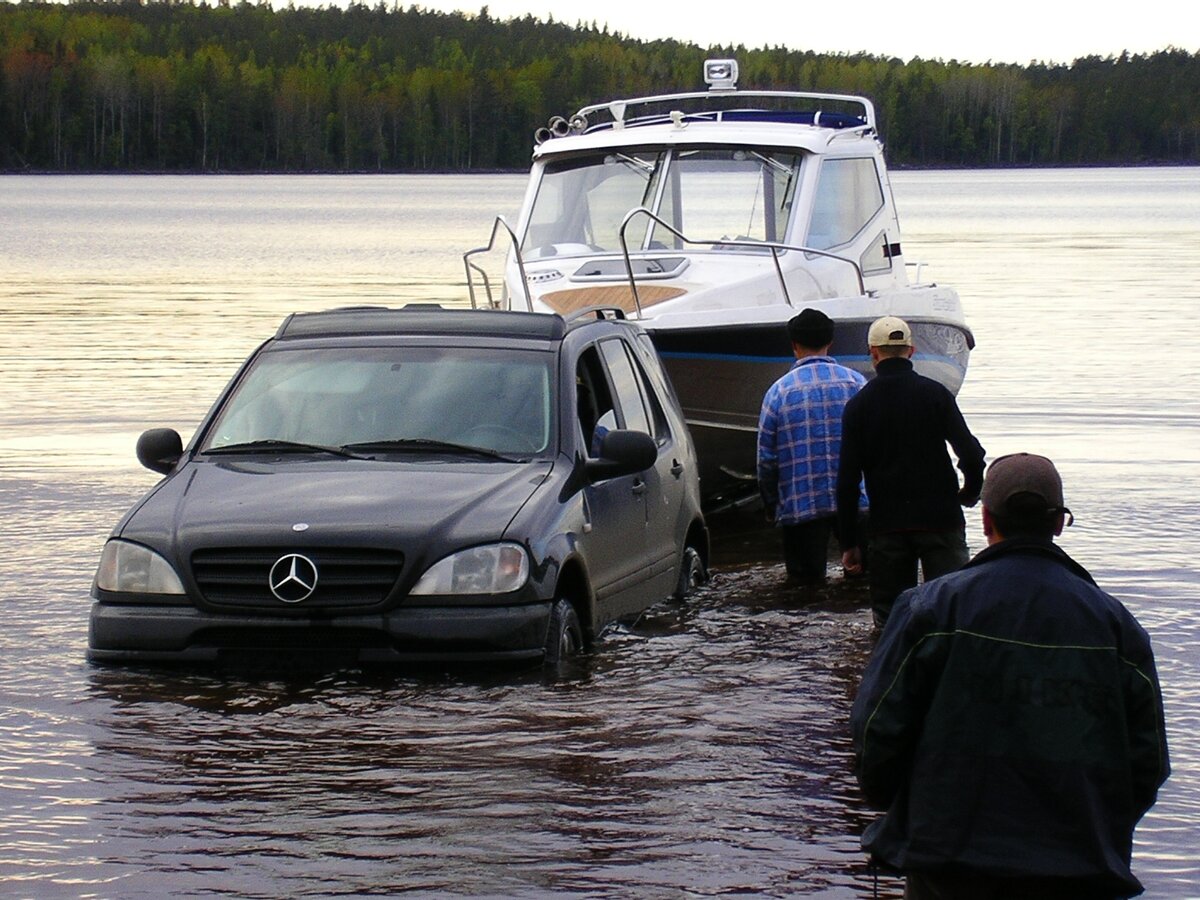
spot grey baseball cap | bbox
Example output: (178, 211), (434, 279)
(982, 453), (1069, 519)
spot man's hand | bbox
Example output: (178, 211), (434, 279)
(842, 547), (863, 576)
(958, 487), (980, 508)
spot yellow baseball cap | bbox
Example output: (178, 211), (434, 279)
(867, 316), (912, 347)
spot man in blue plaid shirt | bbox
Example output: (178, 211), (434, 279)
(758, 308), (867, 584)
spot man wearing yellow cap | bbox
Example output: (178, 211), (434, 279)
(835, 315), (985, 626)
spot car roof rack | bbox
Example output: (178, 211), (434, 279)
(564, 306), (628, 324)
(275, 306), (568, 341)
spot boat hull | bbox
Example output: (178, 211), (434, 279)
(648, 317), (973, 508)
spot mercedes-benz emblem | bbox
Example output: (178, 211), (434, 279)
(268, 553), (319, 603)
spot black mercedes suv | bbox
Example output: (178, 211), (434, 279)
(89, 306), (708, 666)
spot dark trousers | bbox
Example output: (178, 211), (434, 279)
(780, 517), (835, 584)
(781, 514), (867, 584)
(868, 528), (968, 625)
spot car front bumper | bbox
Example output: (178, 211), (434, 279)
(88, 600), (554, 664)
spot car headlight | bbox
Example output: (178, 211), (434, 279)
(95, 539), (186, 595)
(410, 543), (529, 596)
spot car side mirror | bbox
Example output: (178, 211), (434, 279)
(586, 429), (657, 482)
(136, 428), (183, 475)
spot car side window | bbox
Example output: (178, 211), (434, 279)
(576, 346), (617, 458)
(599, 339), (657, 438)
(628, 343), (673, 446)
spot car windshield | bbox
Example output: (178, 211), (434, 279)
(203, 345), (555, 457)
(521, 147), (803, 258)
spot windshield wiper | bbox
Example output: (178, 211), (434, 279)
(750, 150), (792, 177)
(204, 439), (373, 460)
(609, 152), (655, 178)
(342, 438), (518, 462)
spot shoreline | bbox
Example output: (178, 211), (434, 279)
(3, 161), (1197, 176)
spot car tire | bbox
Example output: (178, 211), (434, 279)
(673, 546), (707, 600)
(544, 597), (583, 665)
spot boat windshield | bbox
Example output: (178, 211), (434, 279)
(202, 345), (555, 457)
(522, 148), (803, 258)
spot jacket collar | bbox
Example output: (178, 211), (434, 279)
(965, 537), (1097, 586)
(873, 356), (914, 377)
(795, 355), (835, 368)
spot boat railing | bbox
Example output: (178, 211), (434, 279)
(571, 90), (876, 134)
(463, 216), (533, 312)
(905, 260), (927, 284)
(617, 207), (865, 318)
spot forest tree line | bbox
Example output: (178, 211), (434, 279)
(2, 0), (1198, 172)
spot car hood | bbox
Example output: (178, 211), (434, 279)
(119, 457), (556, 573)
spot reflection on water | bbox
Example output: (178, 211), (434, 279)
(1, 170), (1199, 896)
(72, 565), (878, 897)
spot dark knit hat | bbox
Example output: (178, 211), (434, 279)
(787, 308), (834, 349)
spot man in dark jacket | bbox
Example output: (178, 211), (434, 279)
(836, 315), (985, 625)
(850, 453), (1170, 899)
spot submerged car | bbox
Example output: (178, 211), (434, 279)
(89, 305), (708, 666)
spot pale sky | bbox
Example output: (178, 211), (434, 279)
(348, 0), (1195, 66)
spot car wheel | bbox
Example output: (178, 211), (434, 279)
(544, 597), (583, 665)
(673, 546), (706, 600)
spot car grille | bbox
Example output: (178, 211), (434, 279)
(191, 547), (404, 610)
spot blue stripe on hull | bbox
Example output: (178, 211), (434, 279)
(647, 320), (972, 506)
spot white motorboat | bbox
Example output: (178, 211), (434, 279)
(466, 59), (974, 507)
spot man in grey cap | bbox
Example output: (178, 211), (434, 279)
(850, 452), (1169, 899)
(836, 315), (985, 625)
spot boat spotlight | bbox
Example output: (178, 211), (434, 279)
(704, 58), (739, 92)
(569, 114), (588, 133)
(533, 126), (552, 144)
(548, 116), (571, 137)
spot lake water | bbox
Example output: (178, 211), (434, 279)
(2, 169), (1198, 896)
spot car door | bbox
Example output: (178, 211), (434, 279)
(574, 344), (649, 618)
(597, 338), (679, 605)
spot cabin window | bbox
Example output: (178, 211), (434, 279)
(522, 148), (801, 258)
(656, 149), (801, 248)
(524, 153), (665, 258)
(806, 158), (884, 250)
(860, 230), (892, 274)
